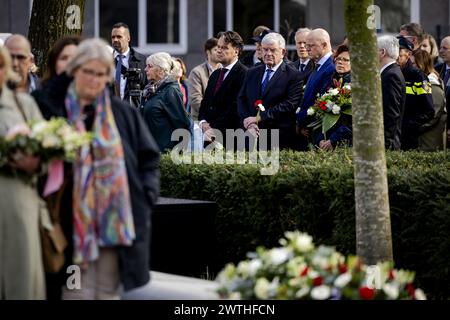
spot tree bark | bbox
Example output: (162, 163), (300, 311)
(28, 0), (85, 77)
(344, 0), (394, 264)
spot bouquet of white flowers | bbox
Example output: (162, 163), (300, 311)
(0, 117), (92, 167)
(216, 231), (426, 300)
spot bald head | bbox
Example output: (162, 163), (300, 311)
(5, 34), (32, 54)
(306, 28), (332, 62)
(4, 34), (32, 90)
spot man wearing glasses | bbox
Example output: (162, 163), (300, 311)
(4, 34), (39, 93)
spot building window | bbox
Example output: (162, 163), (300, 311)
(147, 0), (180, 44)
(96, 0), (187, 54)
(99, 0), (139, 47)
(375, 0), (411, 33)
(210, 0), (306, 52)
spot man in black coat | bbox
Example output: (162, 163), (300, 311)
(199, 31), (248, 150)
(289, 28), (315, 86)
(238, 32), (302, 150)
(377, 35), (406, 150)
(111, 22), (147, 105)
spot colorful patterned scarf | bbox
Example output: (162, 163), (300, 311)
(65, 83), (135, 264)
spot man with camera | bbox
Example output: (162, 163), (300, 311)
(111, 22), (147, 106)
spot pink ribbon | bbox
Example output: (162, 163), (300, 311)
(43, 159), (64, 197)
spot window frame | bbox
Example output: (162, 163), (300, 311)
(94, 0), (188, 55)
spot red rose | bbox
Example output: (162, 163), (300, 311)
(406, 283), (415, 298)
(313, 277), (323, 286)
(388, 270), (395, 280)
(319, 101), (327, 110)
(359, 286), (375, 300)
(300, 267), (309, 277)
(254, 99), (263, 108)
(338, 264), (347, 274)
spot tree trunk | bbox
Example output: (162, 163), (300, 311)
(28, 0), (85, 77)
(344, 0), (394, 264)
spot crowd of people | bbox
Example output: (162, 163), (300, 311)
(0, 20), (449, 300)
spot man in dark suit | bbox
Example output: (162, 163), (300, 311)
(199, 31), (247, 150)
(296, 28), (335, 150)
(238, 32), (302, 150)
(437, 36), (450, 144)
(378, 35), (406, 150)
(289, 28), (315, 85)
(111, 22), (147, 105)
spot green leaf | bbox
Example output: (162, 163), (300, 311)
(322, 114), (340, 134)
(307, 119), (322, 130)
(342, 108), (352, 116)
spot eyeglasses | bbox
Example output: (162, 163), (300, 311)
(10, 54), (28, 61)
(80, 67), (108, 78)
(335, 57), (350, 63)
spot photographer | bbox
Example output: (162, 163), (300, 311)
(111, 22), (147, 104)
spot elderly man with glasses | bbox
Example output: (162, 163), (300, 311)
(4, 34), (39, 93)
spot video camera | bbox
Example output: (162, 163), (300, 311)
(123, 67), (144, 108)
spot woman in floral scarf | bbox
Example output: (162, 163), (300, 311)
(59, 38), (160, 299)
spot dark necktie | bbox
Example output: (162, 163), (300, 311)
(213, 68), (226, 95)
(261, 69), (273, 95)
(300, 63), (306, 73)
(444, 69), (450, 87)
(115, 55), (124, 96)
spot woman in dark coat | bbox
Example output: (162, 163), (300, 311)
(142, 52), (191, 152)
(315, 44), (352, 150)
(33, 38), (160, 299)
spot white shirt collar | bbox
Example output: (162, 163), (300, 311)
(380, 60), (397, 74)
(300, 58), (310, 65)
(317, 51), (333, 70)
(265, 59), (283, 73)
(222, 58), (239, 76)
(114, 48), (130, 59)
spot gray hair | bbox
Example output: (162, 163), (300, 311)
(295, 28), (312, 37)
(377, 35), (399, 60)
(146, 52), (175, 77)
(66, 38), (115, 80)
(261, 32), (286, 49)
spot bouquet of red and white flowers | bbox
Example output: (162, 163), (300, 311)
(307, 84), (352, 136)
(216, 231), (426, 300)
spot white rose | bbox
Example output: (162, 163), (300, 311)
(334, 272), (352, 288)
(295, 233), (314, 252)
(328, 88), (339, 96)
(295, 286), (310, 299)
(42, 134), (61, 148)
(248, 259), (262, 277)
(383, 283), (399, 299)
(257, 103), (265, 112)
(332, 105), (341, 114)
(237, 261), (250, 277)
(31, 122), (48, 137)
(254, 278), (270, 299)
(414, 289), (426, 300)
(311, 285), (331, 300)
(269, 248), (290, 266)
(343, 84), (351, 90)
(307, 108), (315, 116)
(326, 101), (335, 111)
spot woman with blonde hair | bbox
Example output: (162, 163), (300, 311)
(420, 33), (440, 65)
(0, 46), (46, 299)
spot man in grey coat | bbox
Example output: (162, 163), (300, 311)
(188, 37), (221, 121)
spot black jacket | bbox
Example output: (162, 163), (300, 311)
(381, 63), (406, 150)
(199, 61), (248, 133)
(113, 47), (148, 102)
(142, 78), (191, 152)
(436, 62), (450, 131)
(33, 73), (160, 291)
(400, 60), (435, 150)
(238, 62), (302, 150)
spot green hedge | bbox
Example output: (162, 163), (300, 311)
(160, 150), (450, 299)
